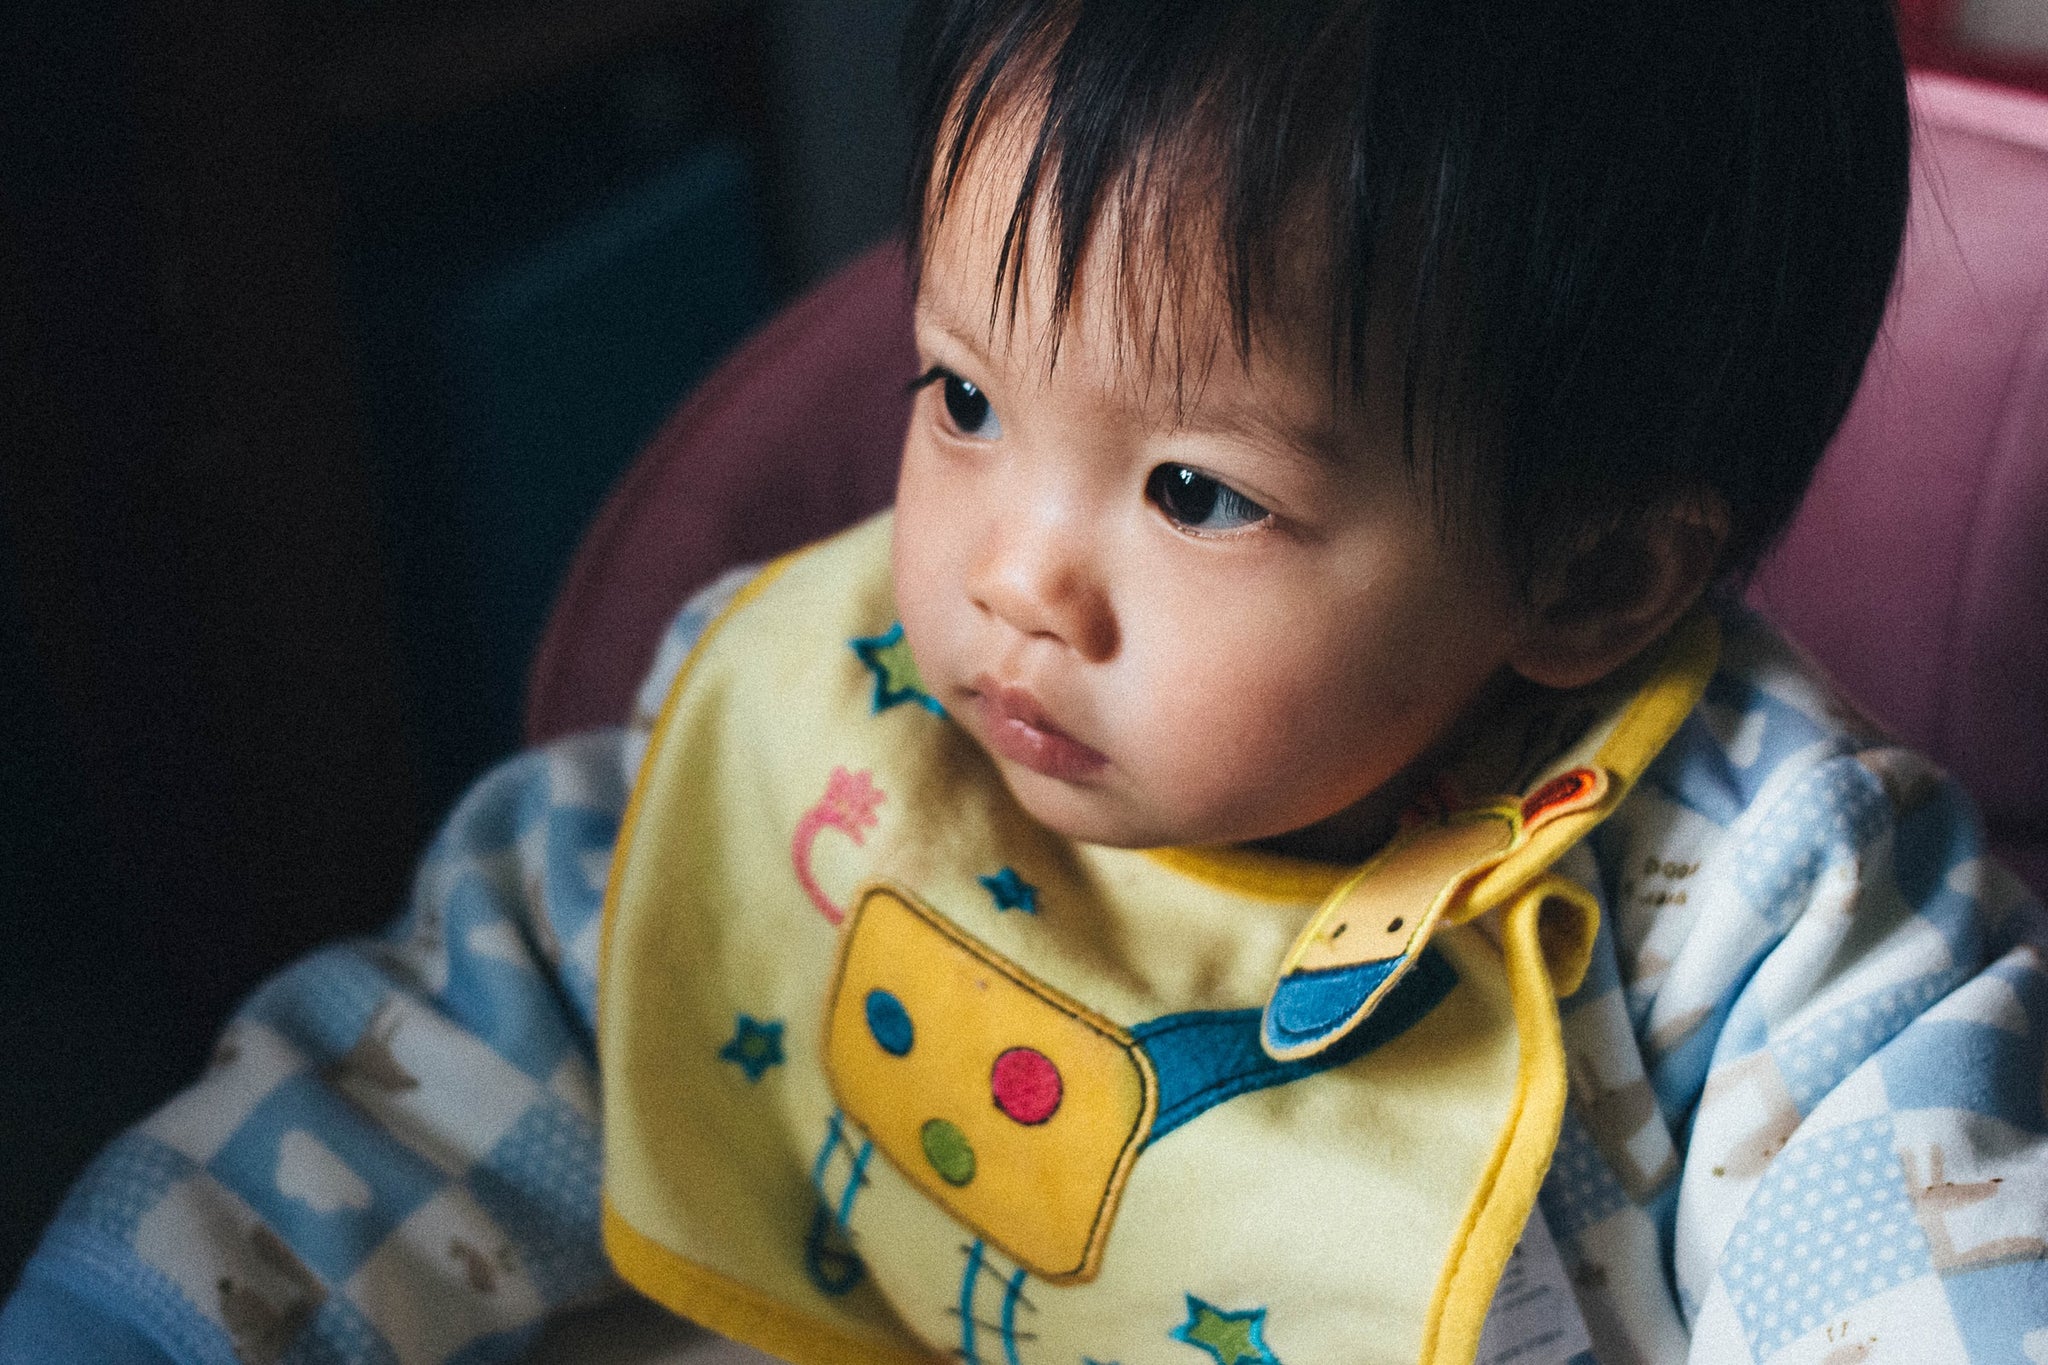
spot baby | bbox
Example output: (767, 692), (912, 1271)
(8, 1), (2047, 1363)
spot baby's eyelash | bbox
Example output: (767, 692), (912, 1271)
(907, 365), (951, 395)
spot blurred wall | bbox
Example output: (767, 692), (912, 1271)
(0, 0), (915, 1291)
(768, 0), (916, 281)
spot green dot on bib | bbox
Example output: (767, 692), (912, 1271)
(919, 1118), (976, 1186)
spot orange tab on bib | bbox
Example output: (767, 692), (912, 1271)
(1520, 765), (1609, 829)
(823, 884), (1158, 1284)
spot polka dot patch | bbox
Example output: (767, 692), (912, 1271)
(1718, 1115), (1931, 1359)
(1775, 972), (1954, 1111)
(1542, 1105), (1632, 1240)
(1731, 760), (1888, 930)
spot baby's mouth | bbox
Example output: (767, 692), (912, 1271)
(967, 677), (1109, 782)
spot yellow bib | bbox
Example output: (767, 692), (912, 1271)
(599, 513), (1715, 1365)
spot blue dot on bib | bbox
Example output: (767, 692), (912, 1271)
(865, 988), (915, 1057)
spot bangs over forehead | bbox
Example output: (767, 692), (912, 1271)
(905, 1), (1400, 418)
(900, 0), (1910, 582)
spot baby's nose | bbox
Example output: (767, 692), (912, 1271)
(967, 518), (1118, 663)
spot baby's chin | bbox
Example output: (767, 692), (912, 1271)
(989, 754), (1285, 853)
(990, 749), (1399, 862)
(990, 759), (1189, 851)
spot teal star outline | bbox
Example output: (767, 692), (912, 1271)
(718, 1014), (786, 1082)
(978, 866), (1039, 915)
(1170, 1295), (1280, 1365)
(849, 623), (944, 716)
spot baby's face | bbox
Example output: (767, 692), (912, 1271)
(893, 135), (1527, 855)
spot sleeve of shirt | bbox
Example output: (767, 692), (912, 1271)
(1673, 749), (2048, 1365)
(1545, 622), (2048, 1365)
(0, 567), (760, 1365)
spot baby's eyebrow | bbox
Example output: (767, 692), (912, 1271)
(912, 301), (999, 368)
(914, 294), (1355, 470)
(1169, 397), (1352, 470)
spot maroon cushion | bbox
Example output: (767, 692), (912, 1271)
(524, 243), (916, 742)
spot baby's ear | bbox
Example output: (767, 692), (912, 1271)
(1508, 491), (1729, 691)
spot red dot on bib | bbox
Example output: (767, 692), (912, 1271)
(990, 1047), (1062, 1125)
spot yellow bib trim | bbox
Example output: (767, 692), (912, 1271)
(603, 1205), (934, 1365)
(1418, 873), (1598, 1365)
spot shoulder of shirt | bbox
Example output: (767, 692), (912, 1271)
(1604, 599), (1941, 849)
(627, 564), (766, 734)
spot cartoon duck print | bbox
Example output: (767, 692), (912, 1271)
(1263, 767), (1608, 1062)
(216, 1224), (324, 1365)
(324, 999), (419, 1094)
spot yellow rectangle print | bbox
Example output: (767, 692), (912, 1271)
(823, 883), (1157, 1284)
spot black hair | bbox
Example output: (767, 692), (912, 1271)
(901, 0), (1910, 584)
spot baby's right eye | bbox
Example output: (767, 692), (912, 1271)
(1146, 464), (1270, 533)
(911, 366), (1003, 440)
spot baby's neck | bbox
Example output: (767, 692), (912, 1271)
(1246, 670), (1556, 866)
(1248, 776), (1418, 865)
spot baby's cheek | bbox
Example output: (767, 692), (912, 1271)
(890, 481), (957, 646)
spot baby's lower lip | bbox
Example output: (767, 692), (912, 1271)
(969, 682), (1108, 782)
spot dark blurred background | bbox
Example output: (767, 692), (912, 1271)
(1, 0), (911, 1289)
(4, 0), (2046, 1300)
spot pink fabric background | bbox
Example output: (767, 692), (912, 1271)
(1747, 73), (2048, 897)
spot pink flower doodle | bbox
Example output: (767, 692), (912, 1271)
(790, 767), (885, 924)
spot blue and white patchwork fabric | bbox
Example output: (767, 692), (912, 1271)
(1560, 621), (2048, 1365)
(3, 582), (2043, 1365)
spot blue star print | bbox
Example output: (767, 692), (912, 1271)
(718, 1014), (785, 1082)
(1171, 1295), (1280, 1365)
(849, 623), (944, 715)
(978, 866), (1039, 914)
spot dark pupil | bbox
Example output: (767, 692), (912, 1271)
(943, 375), (989, 431)
(1155, 466), (1218, 523)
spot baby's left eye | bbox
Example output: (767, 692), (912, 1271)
(1146, 464), (1270, 532)
(910, 365), (1003, 440)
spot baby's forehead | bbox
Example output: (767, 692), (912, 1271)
(918, 169), (1347, 409)
(922, 85), (1348, 352)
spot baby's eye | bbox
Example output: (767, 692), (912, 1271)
(1146, 464), (1270, 532)
(911, 366), (1003, 440)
